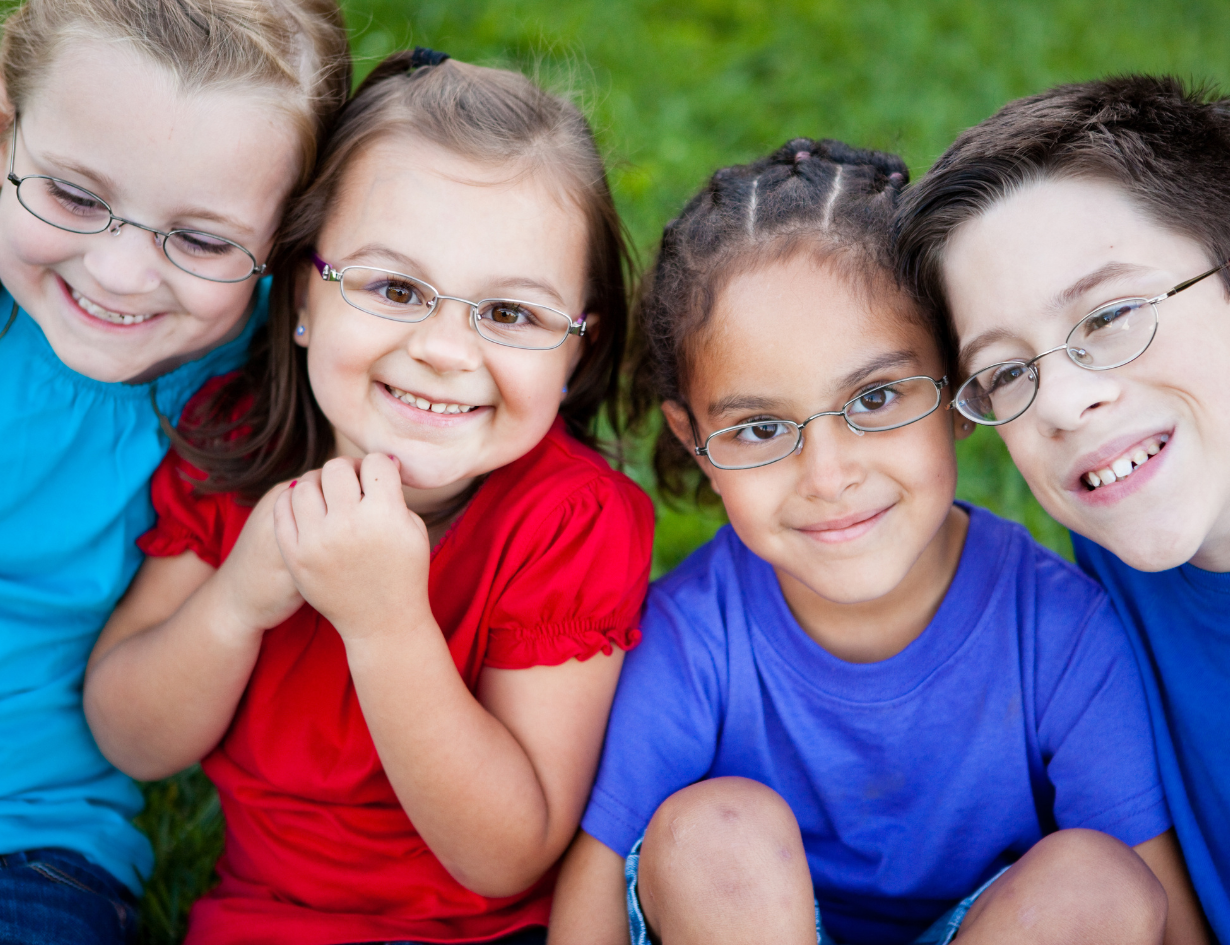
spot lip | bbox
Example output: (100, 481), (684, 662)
(1073, 435), (1170, 507)
(378, 382), (488, 428)
(796, 504), (892, 544)
(58, 276), (163, 331)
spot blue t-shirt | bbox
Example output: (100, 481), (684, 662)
(1073, 533), (1230, 944)
(0, 285), (266, 893)
(583, 506), (1171, 945)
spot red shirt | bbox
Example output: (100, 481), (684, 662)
(140, 415), (654, 945)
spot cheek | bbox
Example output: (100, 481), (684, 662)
(0, 206), (78, 268)
(488, 354), (567, 417)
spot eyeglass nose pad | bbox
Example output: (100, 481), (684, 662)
(846, 422), (865, 437)
(108, 221), (124, 236)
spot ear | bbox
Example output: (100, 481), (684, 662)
(661, 399), (722, 496)
(952, 405), (976, 441)
(292, 259), (314, 348)
(0, 75), (16, 166)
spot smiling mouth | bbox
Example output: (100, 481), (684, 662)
(70, 287), (156, 326)
(1082, 435), (1168, 490)
(385, 384), (477, 415)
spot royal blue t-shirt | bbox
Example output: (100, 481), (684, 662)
(0, 285), (266, 893)
(583, 506), (1171, 945)
(1073, 534), (1230, 944)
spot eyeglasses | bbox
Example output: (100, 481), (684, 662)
(694, 375), (947, 470)
(954, 258), (1230, 426)
(312, 254), (587, 351)
(5, 119), (265, 284)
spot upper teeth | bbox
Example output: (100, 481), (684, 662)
(71, 288), (152, 325)
(1084, 435), (1167, 489)
(386, 384), (474, 414)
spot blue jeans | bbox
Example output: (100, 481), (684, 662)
(0, 848), (137, 945)
(624, 835), (1009, 945)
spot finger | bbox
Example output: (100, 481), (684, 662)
(359, 453), (406, 509)
(289, 467), (328, 530)
(272, 481), (300, 558)
(320, 456), (363, 512)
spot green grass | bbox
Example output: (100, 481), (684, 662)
(135, 1), (1230, 940)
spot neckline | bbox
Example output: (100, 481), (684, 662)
(0, 285), (262, 400)
(738, 503), (1011, 704)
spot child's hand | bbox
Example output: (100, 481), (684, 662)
(215, 482), (305, 637)
(273, 454), (432, 642)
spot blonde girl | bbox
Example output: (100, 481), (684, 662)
(0, 1), (348, 940)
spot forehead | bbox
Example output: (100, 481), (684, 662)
(322, 138), (589, 299)
(21, 40), (299, 233)
(694, 253), (935, 397)
(943, 177), (1207, 330)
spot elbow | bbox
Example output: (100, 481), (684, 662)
(83, 689), (181, 782)
(447, 851), (559, 900)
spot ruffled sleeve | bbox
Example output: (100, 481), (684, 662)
(483, 474), (654, 669)
(136, 377), (245, 569)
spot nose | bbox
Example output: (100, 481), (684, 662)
(80, 225), (163, 296)
(794, 416), (866, 503)
(1029, 354), (1122, 435)
(403, 297), (485, 373)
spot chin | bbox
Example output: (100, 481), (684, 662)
(1085, 519), (1201, 573)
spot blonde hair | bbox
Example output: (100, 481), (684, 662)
(0, 0), (352, 187)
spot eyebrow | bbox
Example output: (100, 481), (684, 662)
(35, 153), (255, 236)
(959, 261), (1153, 371)
(1048, 261), (1153, 312)
(340, 243), (569, 307)
(706, 349), (920, 419)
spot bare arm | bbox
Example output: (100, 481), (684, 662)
(549, 829), (631, 945)
(84, 484), (302, 780)
(277, 455), (629, 897)
(1135, 829), (1210, 945)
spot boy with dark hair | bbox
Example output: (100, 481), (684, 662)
(896, 74), (1230, 943)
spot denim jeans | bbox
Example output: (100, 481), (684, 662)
(0, 847), (137, 945)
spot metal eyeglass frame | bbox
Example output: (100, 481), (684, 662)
(692, 375), (948, 471)
(954, 257), (1230, 426)
(5, 119), (265, 284)
(312, 253), (587, 351)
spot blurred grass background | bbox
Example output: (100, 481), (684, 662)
(134, 0), (1230, 940)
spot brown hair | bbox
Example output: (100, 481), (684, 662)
(895, 75), (1230, 373)
(631, 137), (929, 503)
(177, 49), (634, 501)
(0, 0), (353, 190)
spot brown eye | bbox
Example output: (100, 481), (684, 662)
(491, 304), (523, 325)
(383, 283), (415, 305)
(858, 388), (888, 411)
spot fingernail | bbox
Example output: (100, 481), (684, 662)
(289, 480), (297, 488)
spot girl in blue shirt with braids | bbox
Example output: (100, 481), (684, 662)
(549, 139), (1206, 945)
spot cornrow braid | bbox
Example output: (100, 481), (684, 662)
(629, 137), (920, 503)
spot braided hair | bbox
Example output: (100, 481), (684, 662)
(630, 137), (935, 502)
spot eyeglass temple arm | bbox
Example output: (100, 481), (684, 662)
(312, 252), (341, 281)
(1157, 256), (1230, 301)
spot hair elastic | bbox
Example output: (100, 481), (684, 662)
(408, 47), (450, 70)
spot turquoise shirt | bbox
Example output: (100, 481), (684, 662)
(0, 283), (267, 894)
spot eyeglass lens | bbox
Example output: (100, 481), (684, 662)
(705, 377), (941, 469)
(338, 266), (575, 350)
(956, 298), (1158, 425)
(14, 176), (257, 282)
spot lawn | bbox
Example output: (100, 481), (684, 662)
(134, 0), (1230, 940)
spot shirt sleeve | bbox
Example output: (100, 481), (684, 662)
(136, 448), (231, 568)
(580, 578), (726, 858)
(1036, 578), (1172, 846)
(483, 474), (654, 669)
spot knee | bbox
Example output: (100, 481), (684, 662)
(1017, 830), (1167, 942)
(639, 777), (806, 902)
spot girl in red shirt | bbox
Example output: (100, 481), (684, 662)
(83, 49), (654, 945)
